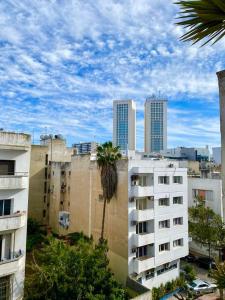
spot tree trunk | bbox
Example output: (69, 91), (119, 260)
(219, 288), (223, 300)
(217, 70), (225, 222)
(100, 198), (107, 241)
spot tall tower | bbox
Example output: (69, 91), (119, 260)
(113, 100), (136, 151)
(145, 97), (167, 153)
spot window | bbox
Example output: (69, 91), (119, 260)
(45, 167), (48, 179)
(158, 176), (169, 184)
(0, 200), (11, 216)
(173, 238), (183, 247)
(159, 242), (170, 252)
(136, 198), (147, 210)
(173, 217), (183, 225)
(44, 181), (47, 193)
(136, 245), (147, 258)
(159, 220), (170, 229)
(157, 263), (177, 275)
(146, 269), (155, 280)
(173, 176), (183, 184)
(159, 198), (169, 206)
(0, 160), (15, 175)
(139, 176), (147, 187)
(193, 189), (213, 201)
(43, 210), (46, 218)
(0, 276), (11, 300)
(136, 222), (148, 234)
(45, 154), (48, 166)
(173, 196), (183, 204)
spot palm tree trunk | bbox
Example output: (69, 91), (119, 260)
(100, 198), (107, 241)
(217, 70), (225, 222)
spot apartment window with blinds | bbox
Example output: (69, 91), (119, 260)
(173, 238), (183, 247)
(136, 245), (147, 258)
(173, 196), (183, 204)
(158, 176), (169, 184)
(159, 198), (169, 206)
(173, 217), (183, 225)
(173, 176), (183, 184)
(193, 189), (213, 201)
(159, 242), (170, 252)
(136, 222), (148, 234)
(159, 220), (170, 229)
(136, 198), (147, 210)
(0, 276), (11, 300)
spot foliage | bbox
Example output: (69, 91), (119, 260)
(25, 235), (128, 300)
(152, 276), (185, 300)
(188, 198), (225, 258)
(176, 0), (225, 45)
(26, 218), (46, 252)
(210, 262), (225, 299)
(96, 141), (122, 240)
(182, 264), (196, 282)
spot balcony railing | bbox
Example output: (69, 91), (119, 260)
(131, 186), (154, 197)
(133, 256), (155, 274)
(0, 251), (24, 276)
(133, 233), (154, 247)
(0, 212), (26, 231)
(0, 173), (29, 189)
(133, 209), (154, 222)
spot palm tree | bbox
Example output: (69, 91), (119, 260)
(96, 142), (122, 241)
(176, 0), (225, 46)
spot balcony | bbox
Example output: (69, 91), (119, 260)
(0, 173), (28, 190)
(133, 233), (154, 247)
(133, 256), (155, 274)
(131, 186), (154, 197)
(133, 209), (154, 222)
(0, 212), (26, 231)
(0, 132), (31, 151)
(0, 252), (24, 277)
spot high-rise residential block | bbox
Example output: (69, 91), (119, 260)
(145, 98), (167, 153)
(0, 131), (31, 299)
(72, 142), (97, 154)
(113, 100), (136, 151)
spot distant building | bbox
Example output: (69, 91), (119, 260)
(72, 142), (97, 154)
(0, 131), (31, 299)
(145, 97), (167, 153)
(113, 100), (136, 152)
(161, 146), (210, 162)
(212, 147), (221, 165)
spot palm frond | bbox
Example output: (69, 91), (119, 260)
(176, 0), (225, 45)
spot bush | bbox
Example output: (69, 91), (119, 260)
(152, 276), (185, 300)
(183, 264), (196, 282)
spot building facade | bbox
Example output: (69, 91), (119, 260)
(145, 98), (167, 153)
(0, 131), (31, 300)
(212, 147), (221, 165)
(72, 142), (97, 154)
(46, 152), (188, 290)
(28, 135), (73, 225)
(113, 100), (136, 152)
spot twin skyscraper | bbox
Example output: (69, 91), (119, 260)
(113, 98), (167, 153)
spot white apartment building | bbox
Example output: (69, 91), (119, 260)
(128, 153), (188, 289)
(145, 98), (167, 153)
(113, 100), (136, 152)
(0, 132), (31, 300)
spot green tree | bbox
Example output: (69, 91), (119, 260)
(25, 236), (128, 300)
(176, 0), (225, 45)
(210, 262), (225, 299)
(96, 141), (122, 240)
(189, 198), (224, 258)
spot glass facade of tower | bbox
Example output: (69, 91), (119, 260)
(116, 104), (128, 150)
(150, 102), (164, 152)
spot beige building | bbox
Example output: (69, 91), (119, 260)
(28, 135), (73, 225)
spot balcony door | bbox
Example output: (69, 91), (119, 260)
(0, 160), (15, 175)
(0, 200), (11, 216)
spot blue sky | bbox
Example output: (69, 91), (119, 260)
(0, 0), (224, 150)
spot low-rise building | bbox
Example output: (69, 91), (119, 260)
(0, 131), (31, 299)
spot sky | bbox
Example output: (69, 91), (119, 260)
(0, 0), (224, 150)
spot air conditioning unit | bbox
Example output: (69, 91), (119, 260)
(131, 247), (137, 253)
(59, 211), (70, 229)
(131, 220), (137, 226)
(129, 197), (135, 203)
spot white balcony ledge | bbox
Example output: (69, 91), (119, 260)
(0, 252), (24, 277)
(0, 174), (28, 189)
(0, 212), (26, 231)
(133, 233), (155, 247)
(131, 186), (154, 197)
(133, 256), (155, 274)
(133, 209), (154, 222)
